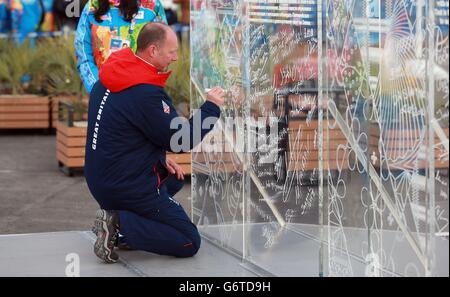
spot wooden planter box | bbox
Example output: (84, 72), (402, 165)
(167, 152), (192, 175)
(0, 95), (50, 129)
(369, 126), (449, 170)
(56, 121), (87, 175)
(288, 119), (349, 171)
(51, 96), (89, 129)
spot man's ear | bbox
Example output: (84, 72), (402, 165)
(148, 44), (158, 58)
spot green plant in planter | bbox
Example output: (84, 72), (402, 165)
(31, 36), (85, 98)
(30, 36), (87, 124)
(165, 42), (190, 117)
(0, 39), (36, 95)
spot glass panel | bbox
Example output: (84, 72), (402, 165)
(244, 0), (322, 276)
(190, 0), (247, 255)
(324, 0), (449, 276)
(431, 0), (449, 276)
(190, 0), (449, 276)
(324, 0), (372, 276)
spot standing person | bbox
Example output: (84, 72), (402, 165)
(75, 0), (167, 93)
(0, 0), (10, 33)
(9, 0), (48, 43)
(160, 0), (177, 25)
(172, 0), (187, 25)
(39, 0), (55, 32)
(85, 23), (225, 263)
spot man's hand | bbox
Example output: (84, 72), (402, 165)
(206, 86), (225, 107)
(165, 157), (185, 180)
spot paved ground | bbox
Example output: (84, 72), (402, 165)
(0, 231), (255, 277)
(0, 131), (255, 277)
(0, 131), (192, 234)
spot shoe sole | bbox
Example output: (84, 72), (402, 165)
(94, 210), (118, 264)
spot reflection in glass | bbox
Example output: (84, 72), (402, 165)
(190, 0), (449, 276)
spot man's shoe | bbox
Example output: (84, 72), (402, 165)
(93, 209), (120, 263)
(93, 228), (134, 251)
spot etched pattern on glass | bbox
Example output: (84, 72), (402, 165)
(190, 0), (449, 276)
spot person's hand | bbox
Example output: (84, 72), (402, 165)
(165, 157), (185, 180)
(206, 86), (225, 107)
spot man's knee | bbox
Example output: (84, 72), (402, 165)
(191, 230), (201, 254)
(175, 229), (201, 258)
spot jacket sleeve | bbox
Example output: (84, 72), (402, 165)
(154, 0), (168, 24)
(133, 92), (221, 152)
(75, 3), (98, 93)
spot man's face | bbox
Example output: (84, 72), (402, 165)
(154, 31), (178, 71)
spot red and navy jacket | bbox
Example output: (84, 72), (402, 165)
(84, 48), (220, 204)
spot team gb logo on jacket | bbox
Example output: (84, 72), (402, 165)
(162, 100), (170, 114)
